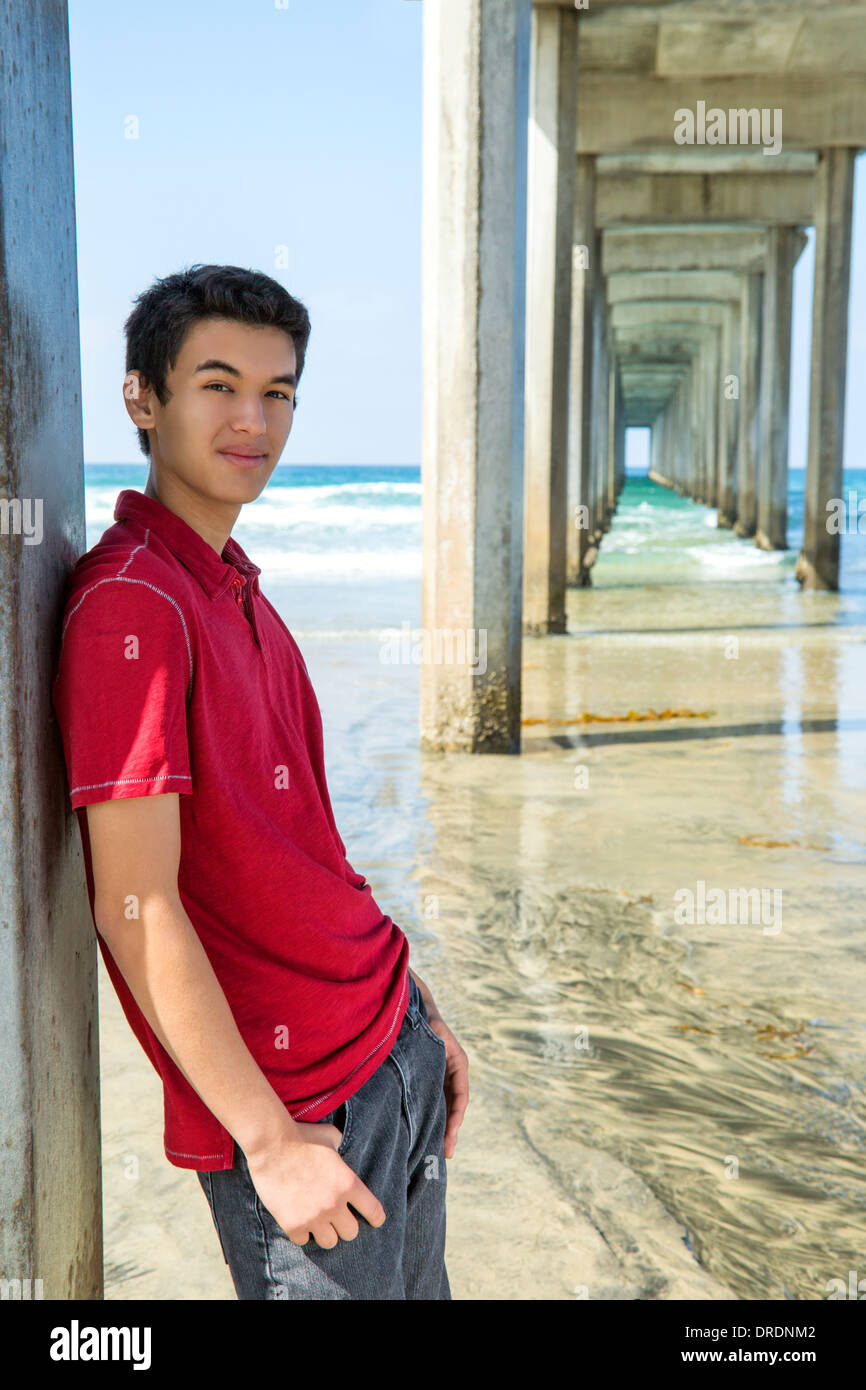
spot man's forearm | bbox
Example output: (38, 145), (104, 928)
(96, 896), (298, 1160)
(408, 967), (442, 1023)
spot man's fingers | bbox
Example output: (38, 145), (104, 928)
(351, 1176), (386, 1229)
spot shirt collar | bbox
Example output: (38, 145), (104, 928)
(113, 488), (261, 601)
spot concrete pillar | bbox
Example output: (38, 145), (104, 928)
(756, 226), (796, 551)
(566, 157), (597, 587)
(796, 149), (856, 591)
(591, 290), (610, 535)
(614, 366), (626, 502)
(717, 302), (740, 527)
(420, 0), (532, 751)
(523, 5), (577, 633)
(703, 330), (721, 508)
(0, 4), (102, 1297)
(734, 270), (762, 537)
(606, 337), (619, 518)
(690, 352), (704, 502)
(673, 383), (685, 494)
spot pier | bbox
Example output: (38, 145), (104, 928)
(420, 0), (863, 751)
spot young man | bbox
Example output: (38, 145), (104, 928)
(51, 263), (468, 1300)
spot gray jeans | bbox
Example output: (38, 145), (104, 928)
(196, 972), (451, 1299)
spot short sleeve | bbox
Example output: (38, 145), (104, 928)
(52, 576), (194, 809)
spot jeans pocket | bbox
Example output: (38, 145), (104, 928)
(320, 1099), (352, 1156)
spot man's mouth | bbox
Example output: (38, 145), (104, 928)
(219, 449), (267, 468)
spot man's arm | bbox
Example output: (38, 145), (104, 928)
(408, 967), (443, 1023)
(87, 792), (297, 1159)
(86, 791), (385, 1247)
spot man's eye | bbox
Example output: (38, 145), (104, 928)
(205, 383), (291, 402)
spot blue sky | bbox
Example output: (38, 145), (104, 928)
(69, 0), (864, 472)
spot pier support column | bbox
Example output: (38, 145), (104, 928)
(566, 156), (597, 587)
(717, 301), (740, 528)
(606, 335), (620, 519)
(734, 269), (762, 537)
(756, 226), (796, 551)
(420, 0), (532, 751)
(523, 4), (577, 633)
(796, 148), (856, 591)
(674, 383), (687, 494)
(590, 275), (610, 538)
(689, 353), (704, 502)
(703, 330), (721, 509)
(569, 156), (594, 586)
(0, 3), (102, 1298)
(614, 364), (626, 504)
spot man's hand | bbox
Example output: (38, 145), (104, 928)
(411, 972), (469, 1160)
(244, 1119), (386, 1249)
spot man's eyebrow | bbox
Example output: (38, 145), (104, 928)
(192, 358), (297, 386)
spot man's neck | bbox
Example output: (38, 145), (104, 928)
(144, 470), (240, 559)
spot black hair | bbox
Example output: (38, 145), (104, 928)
(123, 263), (311, 458)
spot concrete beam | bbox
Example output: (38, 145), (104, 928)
(603, 224), (773, 275)
(577, 75), (866, 152)
(608, 269), (747, 306)
(596, 169), (815, 227)
(420, 0), (532, 752)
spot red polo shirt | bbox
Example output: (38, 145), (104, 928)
(51, 487), (409, 1170)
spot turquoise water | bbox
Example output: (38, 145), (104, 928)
(85, 464), (866, 616)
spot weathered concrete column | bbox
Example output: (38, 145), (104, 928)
(756, 226), (797, 551)
(614, 364), (626, 503)
(590, 268), (609, 538)
(796, 148), (856, 591)
(734, 270), (762, 537)
(689, 352), (705, 502)
(420, 0), (532, 751)
(523, 4), (577, 633)
(703, 330), (721, 508)
(717, 302), (740, 527)
(676, 380), (690, 496)
(606, 335), (619, 518)
(0, 4), (102, 1298)
(650, 406), (665, 483)
(566, 156), (597, 587)
(670, 383), (683, 497)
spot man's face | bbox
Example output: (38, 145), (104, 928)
(126, 316), (298, 505)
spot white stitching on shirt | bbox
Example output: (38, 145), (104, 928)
(165, 1149), (225, 1161)
(60, 574), (193, 685)
(70, 774), (192, 794)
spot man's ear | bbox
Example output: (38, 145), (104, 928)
(123, 371), (156, 437)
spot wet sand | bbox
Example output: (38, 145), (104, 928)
(99, 570), (866, 1301)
